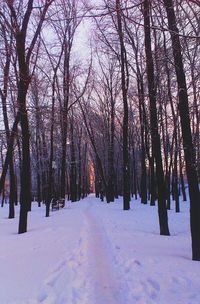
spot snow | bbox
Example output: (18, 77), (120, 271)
(1, 195), (200, 304)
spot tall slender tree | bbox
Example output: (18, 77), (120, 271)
(143, 0), (170, 235)
(163, 0), (200, 260)
(2, 0), (54, 233)
(116, 0), (130, 210)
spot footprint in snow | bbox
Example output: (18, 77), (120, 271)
(147, 278), (160, 291)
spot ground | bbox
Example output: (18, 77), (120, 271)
(0, 195), (200, 304)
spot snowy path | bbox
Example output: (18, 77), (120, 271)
(1, 195), (200, 304)
(38, 198), (127, 304)
(80, 201), (126, 304)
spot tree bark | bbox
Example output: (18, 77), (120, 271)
(116, 0), (130, 210)
(143, 0), (170, 235)
(164, 0), (200, 260)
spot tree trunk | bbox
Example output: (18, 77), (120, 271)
(46, 74), (57, 217)
(107, 90), (115, 203)
(178, 125), (187, 202)
(143, 0), (170, 235)
(17, 31), (31, 233)
(116, 0), (130, 210)
(173, 144), (180, 213)
(138, 78), (147, 204)
(150, 156), (156, 206)
(0, 114), (20, 196)
(70, 117), (77, 202)
(164, 0), (200, 260)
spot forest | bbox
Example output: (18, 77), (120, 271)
(0, 0), (200, 264)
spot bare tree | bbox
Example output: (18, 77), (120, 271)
(163, 0), (200, 260)
(0, 0), (54, 233)
(116, 0), (130, 210)
(143, 0), (170, 235)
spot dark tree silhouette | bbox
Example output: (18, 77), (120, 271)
(143, 0), (170, 235)
(163, 0), (200, 260)
(116, 0), (130, 210)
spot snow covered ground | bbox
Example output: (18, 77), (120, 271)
(1, 195), (200, 304)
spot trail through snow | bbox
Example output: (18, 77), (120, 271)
(1, 195), (200, 304)
(37, 198), (126, 304)
(81, 201), (125, 304)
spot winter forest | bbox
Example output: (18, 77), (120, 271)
(0, 0), (200, 303)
